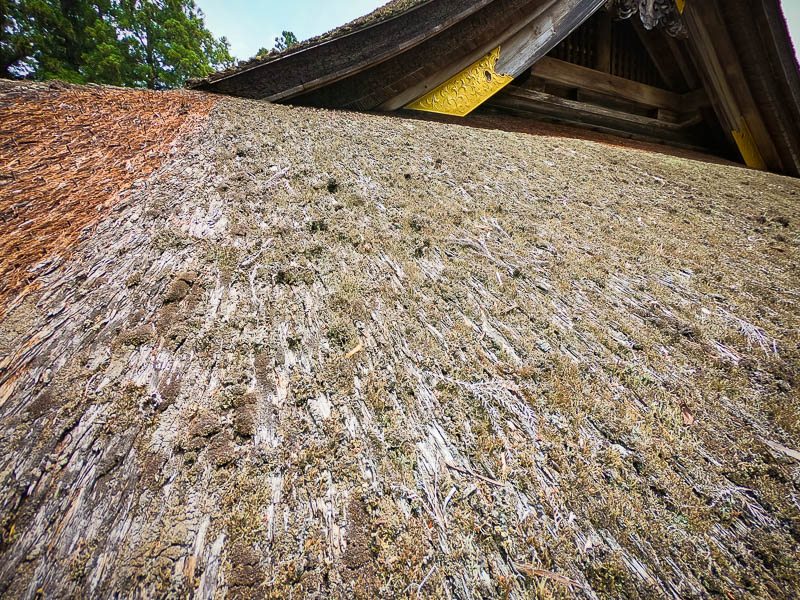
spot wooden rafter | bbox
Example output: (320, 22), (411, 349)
(683, 0), (779, 169)
(528, 56), (707, 113)
(488, 85), (708, 151)
(382, 0), (607, 113)
(630, 18), (688, 92)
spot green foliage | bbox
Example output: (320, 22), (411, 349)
(116, 0), (234, 89)
(273, 30), (297, 52)
(2, 0), (102, 81)
(1, 0), (34, 76)
(251, 30), (297, 61)
(1, 0), (234, 88)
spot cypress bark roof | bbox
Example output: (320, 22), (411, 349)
(0, 81), (215, 315)
(2, 82), (800, 600)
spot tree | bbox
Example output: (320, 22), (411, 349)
(1, 0), (33, 76)
(2, 0), (129, 83)
(1, 0), (234, 88)
(273, 30), (297, 52)
(115, 0), (233, 89)
(2, 0), (96, 81)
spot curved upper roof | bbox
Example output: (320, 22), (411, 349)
(194, 0), (432, 88)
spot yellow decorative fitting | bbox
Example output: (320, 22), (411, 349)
(675, 0), (685, 14)
(732, 117), (767, 170)
(405, 47), (514, 117)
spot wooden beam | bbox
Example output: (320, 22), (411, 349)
(382, 0), (607, 111)
(495, 0), (606, 76)
(494, 86), (702, 129)
(683, 0), (780, 170)
(665, 36), (700, 90)
(630, 18), (687, 92)
(530, 56), (682, 111)
(488, 86), (710, 152)
(492, 86), (701, 130)
(594, 10), (612, 74)
(682, 87), (711, 110)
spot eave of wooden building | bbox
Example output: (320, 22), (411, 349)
(189, 0), (800, 177)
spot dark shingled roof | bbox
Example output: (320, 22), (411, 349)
(192, 0), (430, 86)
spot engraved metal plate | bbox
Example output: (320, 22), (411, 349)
(732, 118), (767, 170)
(405, 47), (514, 117)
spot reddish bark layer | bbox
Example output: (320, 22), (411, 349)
(0, 82), (216, 316)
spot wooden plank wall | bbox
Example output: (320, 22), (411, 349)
(547, 11), (665, 88)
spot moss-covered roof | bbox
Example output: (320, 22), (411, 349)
(2, 82), (800, 599)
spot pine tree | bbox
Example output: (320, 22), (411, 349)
(273, 30), (297, 52)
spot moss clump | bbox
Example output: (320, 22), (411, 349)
(275, 265), (315, 286)
(153, 228), (190, 251)
(221, 468), (273, 545)
(207, 430), (235, 467)
(585, 555), (635, 597)
(163, 271), (196, 304)
(226, 541), (267, 600)
(187, 410), (221, 439)
(116, 324), (153, 347)
(68, 544), (94, 583)
(156, 377), (181, 412)
(234, 405), (256, 438)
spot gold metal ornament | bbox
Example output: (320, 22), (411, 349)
(732, 117), (767, 170)
(675, 0), (685, 14)
(405, 47), (514, 117)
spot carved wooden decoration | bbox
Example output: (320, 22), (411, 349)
(609, 0), (687, 37)
(405, 47), (514, 117)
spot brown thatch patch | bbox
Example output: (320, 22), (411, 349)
(0, 81), (216, 316)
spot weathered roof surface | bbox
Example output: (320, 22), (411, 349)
(1, 84), (800, 599)
(189, 0), (501, 101)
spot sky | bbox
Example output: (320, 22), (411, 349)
(195, 0), (800, 64)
